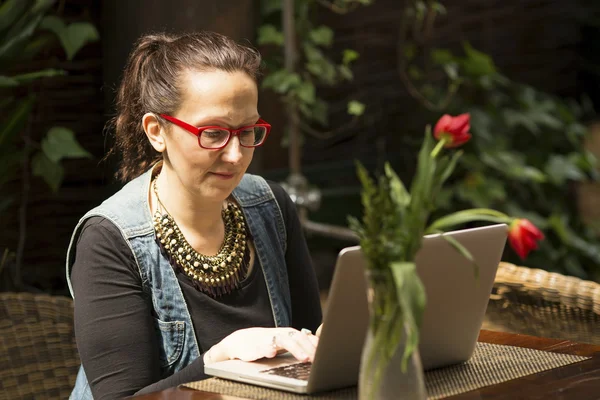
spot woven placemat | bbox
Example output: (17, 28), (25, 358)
(183, 342), (589, 399)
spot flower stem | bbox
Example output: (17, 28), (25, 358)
(430, 138), (447, 158)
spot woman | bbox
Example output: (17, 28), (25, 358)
(66, 31), (323, 399)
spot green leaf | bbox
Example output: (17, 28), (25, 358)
(430, 48), (454, 65)
(309, 26), (333, 47)
(347, 100), (365, 116)
(461, 42), (497, 77)
(294, 81), (316, 105)
(257, 24), (284, 46)
(437, 150), (463, 187)
(39, 17), (99, 60)
(0, 75), (19, 87)
(31, 151), (64, 192)
(41, 127), (92, 163)
(63, 22), (99, 60)
(343, 49), (359, 65)
(384, 163), (410, 208)
(426, 209), (510, 233)
(545, 155), (585, 185)
(0, 0), (54, 63)
(338, 64), (353, 80)
(0, 0), (30, 33)
(38, 14), (63, 33)
(0, 96), (34, 148)
(311, 98), (328, 126)
(261, 70), (301, 93)
(390, 261), (426, 369)
(11, 68), (65, 83)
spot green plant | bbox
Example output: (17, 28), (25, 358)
(431, 47), (599, 281)
(395, 1), (600, 281)
(349, 114), (540, 398)
(258, 0), (370, 141)
(0, 0), (98, 289)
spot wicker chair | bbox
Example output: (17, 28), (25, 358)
(0, 292), (79, 400)
(483, 262), (600, 345)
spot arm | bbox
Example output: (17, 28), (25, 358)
(269, 182), (323, 332)
(70, 217), (207, 399)
(201, 182), (323, 364)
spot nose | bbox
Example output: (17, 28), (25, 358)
(221, 135), (244, 164)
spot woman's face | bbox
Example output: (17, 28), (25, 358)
(160, 69), (259, 202)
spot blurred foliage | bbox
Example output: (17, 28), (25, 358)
(258, 0), (371, 142)
(398, 1), (600, 281)
(0, 0), (96, 211)
(0, 0), (98, 288)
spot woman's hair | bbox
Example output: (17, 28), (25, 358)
(108, 31), (262, 182)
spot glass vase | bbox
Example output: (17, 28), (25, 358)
(358, 270), (427, 400)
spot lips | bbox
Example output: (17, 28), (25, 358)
(210, 171), (236, 179)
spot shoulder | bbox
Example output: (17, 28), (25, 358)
(265, 180), (293, 210)
(233, 174), (277, 206)
(77, 216), (129, 251)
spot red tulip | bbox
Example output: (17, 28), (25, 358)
(508, 219), (544, 260)
(433, 113), (472, 148)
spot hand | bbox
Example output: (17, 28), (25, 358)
(205, 327), (319, 364)
(316, 323), (323, 337)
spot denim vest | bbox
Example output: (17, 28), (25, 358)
(65, 168), (292, 400)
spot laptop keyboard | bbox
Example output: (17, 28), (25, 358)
(260, 362), (312, 380)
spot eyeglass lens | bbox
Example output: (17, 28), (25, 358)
(200, 126), (267, 149)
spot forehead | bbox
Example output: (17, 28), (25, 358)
(176, 69), (258, 122)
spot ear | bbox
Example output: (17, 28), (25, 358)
(143, 113), (166, 152)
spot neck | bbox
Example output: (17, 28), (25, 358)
(154, 166), (225, 235)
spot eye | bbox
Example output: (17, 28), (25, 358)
(204, 129), (225, 138)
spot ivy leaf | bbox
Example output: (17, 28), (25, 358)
(40, 16), (99, 60)
(257, 24), (284, 46)
(343, 49), (359, 65)
(461, 42), (497, 77)
(31, 152), (64, 192)
(309, 26), (333, 47)
(338, 64), (353, 80)
(261, 70), (301, 93)
(311, 98), (328, 126)
(430, 48), (454, 65)
(347, 100), (365, 116)
(41, 127), (92, 163)
(295, 81), (316, 104)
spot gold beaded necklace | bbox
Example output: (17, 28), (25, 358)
(152, 177), (250, 297)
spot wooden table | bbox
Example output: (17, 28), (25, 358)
(132, 330), (600, 399)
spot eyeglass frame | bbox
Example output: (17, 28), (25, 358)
(158, 113), (272, 150)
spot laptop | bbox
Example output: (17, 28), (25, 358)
(204, 223), (508, 394)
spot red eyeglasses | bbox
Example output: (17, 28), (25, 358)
(159, 114), (271, 150)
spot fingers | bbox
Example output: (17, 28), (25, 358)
(263, 334), (278, 359)
(315, 323), (323, 337)
(276, 328), (318, 362)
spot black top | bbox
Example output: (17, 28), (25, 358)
(70, 181), (322, 399)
